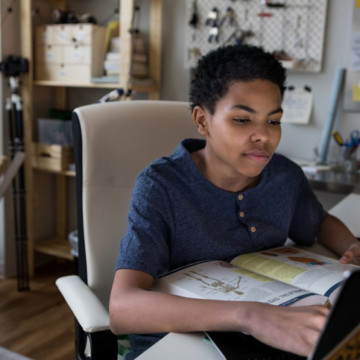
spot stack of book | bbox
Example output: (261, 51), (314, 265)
(131, 36), (148, 78)
(102, 35), (149, 80)
(103, 36), (121, 78)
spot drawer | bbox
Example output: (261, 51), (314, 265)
(36, 25), (55, 45)
(36, 45), (63, 64)
(53, 24), (73, 44)
(35, 63), (59, 81)
(61, 64), (93, 82)
(36, 63), (92, 83)
(32, 143), (74, 172)
(63, 45), (91, 64)
(71, 24), (96, 44)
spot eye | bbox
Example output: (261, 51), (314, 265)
(268, 119), (281, 126)
(233, 118), (250, 124)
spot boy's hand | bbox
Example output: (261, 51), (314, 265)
(339, 243), (360, 265)
(246, 303), (329, 357)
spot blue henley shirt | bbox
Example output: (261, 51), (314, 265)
(115, 138), (325, 359)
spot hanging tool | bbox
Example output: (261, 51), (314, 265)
(225, 29), (255, 45)
(294, 15), (303, 48)
(189, 0), (199, 28)
(257, 0), (273, 18)
(208, 22), (220, 43)
(257, 12), (273, 17)
(188, 0), (199, 41)
(220, 7), (236, 27)
(260, 0), (286, 8)
(265, 2), (286, 8)
(205, 7), (219, 27)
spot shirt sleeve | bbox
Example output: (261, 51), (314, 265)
(115, 170), (175, 278)
(288, 174), (325, 245)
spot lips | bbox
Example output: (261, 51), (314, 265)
(243, 150), (270, 163)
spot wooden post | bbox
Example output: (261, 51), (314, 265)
(56, 175), (67, 240)
(149, 0), (163, 100)
(20, 0), (34, 276)
(119, 0), (134, 91)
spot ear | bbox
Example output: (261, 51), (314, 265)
(192, 106), (209, 136)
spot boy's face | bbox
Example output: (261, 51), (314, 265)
(193, 79), (283, 191)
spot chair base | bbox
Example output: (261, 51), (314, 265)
(75, 319), (118, 360)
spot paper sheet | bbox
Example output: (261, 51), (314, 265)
(350, 32), (360, 72)
(281, 87), (313, 124)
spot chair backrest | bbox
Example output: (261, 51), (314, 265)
(72, 100), (201, 308)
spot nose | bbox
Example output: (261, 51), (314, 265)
(250, 123), (269, 143)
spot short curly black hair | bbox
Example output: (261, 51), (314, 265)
(189, 44), (287, 114)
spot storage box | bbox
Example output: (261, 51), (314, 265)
(38, 118), (73, 146)
(32, 143), (74, 172)
(35, 24), (106, 83)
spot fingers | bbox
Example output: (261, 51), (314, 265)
(247, 304), (329, 357)
(339, 250), (353, 264)
(340, 243), (360, 264)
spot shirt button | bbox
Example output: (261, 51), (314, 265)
(238, 194), (244, 200)
(250, 226), (256, 233)
(239, 211), (245, 218)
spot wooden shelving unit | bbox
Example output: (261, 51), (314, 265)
(19, 0), (163, 276)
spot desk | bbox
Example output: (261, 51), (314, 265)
(137, 193), (360, 360)
(136, 333), (221, 360)
(305, 168), (360, 194)
(328, 193), (360, 237)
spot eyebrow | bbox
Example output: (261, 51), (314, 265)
(231, 104), (283, 115)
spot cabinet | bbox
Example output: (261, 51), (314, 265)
(19, 0), (163, 276)
(35, 24), (106, 83)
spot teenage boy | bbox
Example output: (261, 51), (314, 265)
(109, 44), (360, 359)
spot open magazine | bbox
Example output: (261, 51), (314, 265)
(153, 246), (359, 307)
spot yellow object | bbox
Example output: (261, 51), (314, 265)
(104, 21), (120, 54)
(352, 83), (360, 102)
(332, 131), (344, 146)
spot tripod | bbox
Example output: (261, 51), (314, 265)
(1, 55), (29, 291)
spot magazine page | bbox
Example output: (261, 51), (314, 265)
(153, 260), (327, 306)
(231, 246), (359, 303)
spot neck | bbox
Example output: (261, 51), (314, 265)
(191, 149), (260, 193)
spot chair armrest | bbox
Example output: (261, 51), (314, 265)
(56, 275), (110, 333)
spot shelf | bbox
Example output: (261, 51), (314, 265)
(34, 79), (160, 93)
(34, 237), (73, 261)
(20, 0), (162, 277)
(33, 165), (76, 177)
(131, 79), (159, 93)
(34, 80), (120, 89)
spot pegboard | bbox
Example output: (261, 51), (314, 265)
(185, 0), (328, 72)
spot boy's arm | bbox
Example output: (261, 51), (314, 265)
(109, 268), (328, 357)
(317, 212), (360, 265)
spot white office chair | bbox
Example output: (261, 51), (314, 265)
(56, 100), (201, 360)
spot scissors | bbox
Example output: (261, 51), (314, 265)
(348, 129), (360, 147)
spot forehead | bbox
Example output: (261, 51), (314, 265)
(216, 79), (282, 110)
